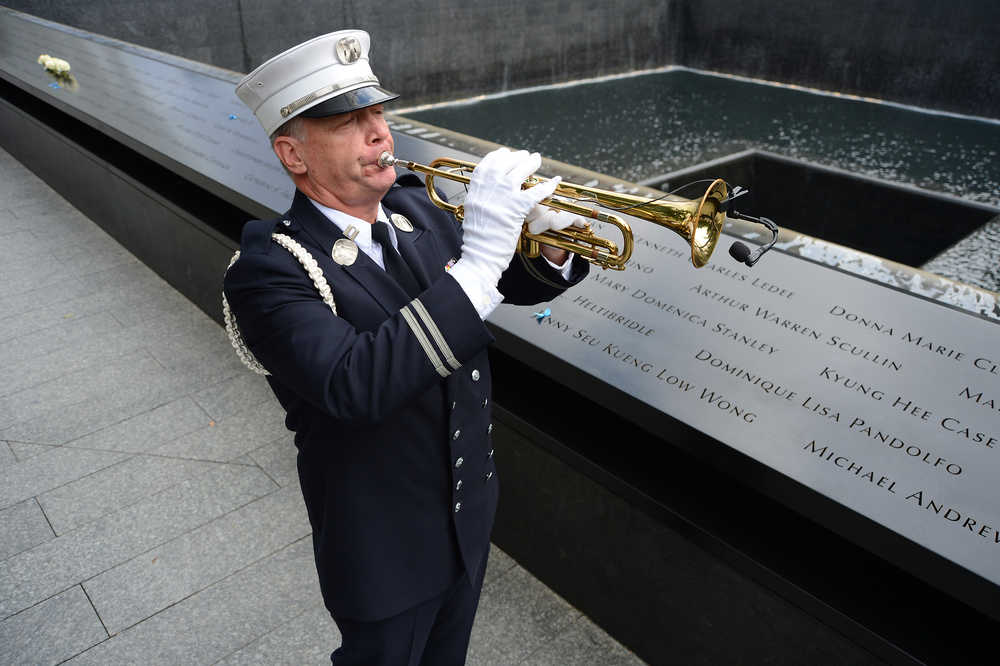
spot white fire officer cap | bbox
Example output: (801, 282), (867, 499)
(235, 30), (398, 137)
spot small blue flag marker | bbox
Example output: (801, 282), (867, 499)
(532, 308), (551, 324)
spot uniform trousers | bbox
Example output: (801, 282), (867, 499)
(330, 550), (489, 666)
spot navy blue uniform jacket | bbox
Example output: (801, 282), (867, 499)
(223, 175), (588, 622)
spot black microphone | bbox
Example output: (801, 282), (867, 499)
(726, 211), (779, 267)
(729, 242), (751, 263)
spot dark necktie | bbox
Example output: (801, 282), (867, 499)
(371, 221), (421, 298)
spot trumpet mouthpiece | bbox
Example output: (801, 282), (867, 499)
(377, 152), (396, 168)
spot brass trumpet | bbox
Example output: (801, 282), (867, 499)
(377, 151), (729, 270)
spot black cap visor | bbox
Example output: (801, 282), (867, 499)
(298, 85), (399, 118)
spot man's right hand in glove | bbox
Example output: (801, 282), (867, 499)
(448, 148), (560, 319)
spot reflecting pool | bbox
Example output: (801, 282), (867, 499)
(400, 69), (1000, 207)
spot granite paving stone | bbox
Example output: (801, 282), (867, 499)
(24, 207), (106, 234)
(0, 307), (223, 396)
(2, 384), (188, 447)
(0, 440), (14, 469)
(144, 338), (249, 393)
(0, 354), (234, 446)
(0, 499), (54, 561)
(38, 455), (207, 535)
(63, 396), (210, 454)
(247, 435), (298, 488)
(467, 565), (581, 665)
(0, 304), (122, 352)
(28, 221), (111, 250)
(216, 602), (337, 665)
(151, 397), (288, 462)
(0, 192), (78, 222)
(6, 441), (55, 462)
(1, 229), (52, 260)
(0, 445), (130, 511)
(145, 327), (245, 373)
(0, 209), (30, 235)
(229, 453), (259, 466)
(83, 485), (311, 634)
(43, 227), (123, 262)
(0, 267), (182, 345)
(7, 190), (79, 218)
(66, 539), (320, 666)
(483, 543), (518, 590)
(106, 285), (200, 329)
(6, 193), (78, 222)
(0, 585), (107, 666)
(0, 462), (276, 619)
(114, 299), (214, 343)
(192, 371), (277, 421)
(0, 176), (58, 210)
(7, 187), (82, 215)
(0, 251), (54, 293)
(0, 314), (126, 394)
(1, 244), (137, 295)
(0, 260), (153, 322)
(0, 349), (161, 430)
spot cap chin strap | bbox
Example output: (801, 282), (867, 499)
(222, 233), (337, 375)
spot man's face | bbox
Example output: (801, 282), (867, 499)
(295, 104), (396, 213)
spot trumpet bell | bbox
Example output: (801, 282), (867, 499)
(554, 178), (729, 269)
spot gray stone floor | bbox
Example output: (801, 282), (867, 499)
(0, 147), (645, 666)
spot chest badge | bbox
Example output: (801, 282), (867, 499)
(390, 213), (414, 233)
(332, 239), (359, 266)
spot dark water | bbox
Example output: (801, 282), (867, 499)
(401, 70), (1000, 207)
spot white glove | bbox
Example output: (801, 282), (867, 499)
(525, 206), (589, 235)
(449, 148), (560, 318)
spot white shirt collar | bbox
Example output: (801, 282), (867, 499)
(308, 199), (398, 263)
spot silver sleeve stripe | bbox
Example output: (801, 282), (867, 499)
(517, 252), (568, 289)
(410, 298), (462, 371)
(400, 305), (450, 378)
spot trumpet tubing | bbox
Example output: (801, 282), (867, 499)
(377, 152), (727, 270)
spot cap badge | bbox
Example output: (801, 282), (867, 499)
(336, 37), (362, 65)
(332, 238), (359, 266)
(390, 213), (414, 232)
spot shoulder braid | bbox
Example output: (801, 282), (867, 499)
(222, 232), (337, 375)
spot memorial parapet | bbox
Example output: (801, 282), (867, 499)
(2, 7), (998, 660)
(0, 7), (293, 219)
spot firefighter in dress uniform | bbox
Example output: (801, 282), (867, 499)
(223, 30), (589, 665)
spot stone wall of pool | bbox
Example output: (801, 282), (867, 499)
(4, 0), (997, 117)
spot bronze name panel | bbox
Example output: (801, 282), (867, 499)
(492, 203), (1000, 590)
(383, 133), (1000, 595)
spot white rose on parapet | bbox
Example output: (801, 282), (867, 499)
(37, 54), (71, 76)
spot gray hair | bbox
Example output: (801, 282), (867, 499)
(270, 115), (308, 145)
(270, 116), (309, 174)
